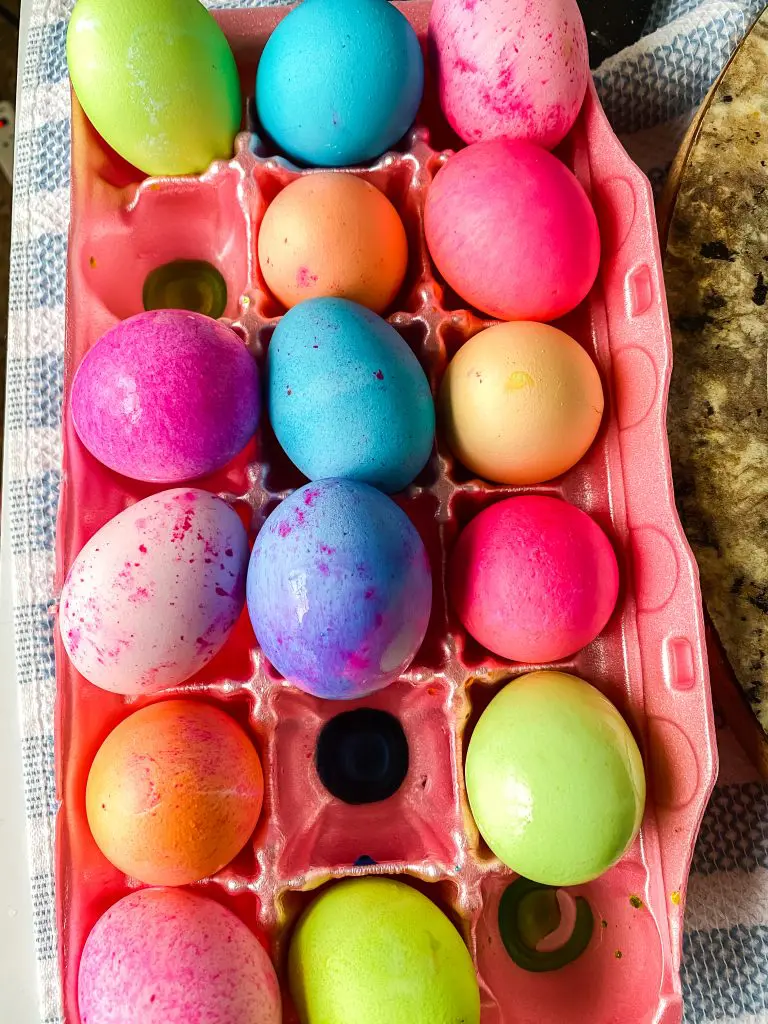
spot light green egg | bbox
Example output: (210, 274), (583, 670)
(289, 877), (481, 1024)
(67, 0), (241, 176)
(465, 670), (646, 887)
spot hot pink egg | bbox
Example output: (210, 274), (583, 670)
(449, 495), (618, 663)
(60, 488), (249, 695)
(425, 139), (600, 322)
(429, 0), (589, 150)
(78, 888), (281, 1024)
(71, 310), (260, 483)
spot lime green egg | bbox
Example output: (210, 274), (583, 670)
(67, 0), (241, 176)
(289, 878), (481, 1024)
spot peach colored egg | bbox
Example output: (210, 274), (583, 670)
(440, 321), (604, 484)
(86, 700), (263, 886)
(258, 173), (408, 313)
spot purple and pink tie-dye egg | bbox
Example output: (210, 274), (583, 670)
(71, 310), (260, 483)
(247, 479), (432, 699)
(60, 488), (249, 695)
(78, 888), (281, 1024)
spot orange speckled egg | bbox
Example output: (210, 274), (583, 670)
(440, 321), (604, 485)
(258, 173), (408, 313)
(86, 700), (264, 886)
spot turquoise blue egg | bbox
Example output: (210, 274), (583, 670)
(267, 298), (435, 494)
(255, 0), (424, 167)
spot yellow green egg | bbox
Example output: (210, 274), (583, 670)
(289, 878), (480, 1024)
(67, 0), (241, 176)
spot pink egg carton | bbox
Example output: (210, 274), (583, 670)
(55, 4), (718, 1022)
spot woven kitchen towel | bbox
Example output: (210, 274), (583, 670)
(6, 0), (767, 1021)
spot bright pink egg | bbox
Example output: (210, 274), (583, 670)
(425, 139), (600, 322)
(429, 0), (589, 150)
(78, 888), (281, 1024)
(72, 310), (260, 483)
(449, 495), (618, 662)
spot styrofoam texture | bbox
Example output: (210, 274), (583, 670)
(55, 5), (718, 1022)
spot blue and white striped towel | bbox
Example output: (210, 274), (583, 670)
(7, 0), (767, 1020)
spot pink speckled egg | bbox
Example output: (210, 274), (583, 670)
(71, 310), (260, 483)
(428, 0), (589, 150)
(78, 888), (281, 1024)
(60, 488), (249, 695)
(425, 139), (600, 321)
(449, 496), (618, 662)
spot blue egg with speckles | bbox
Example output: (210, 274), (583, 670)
(255, 0), (424, 167)
(247, 479), (432, 699)
(268, 297), (435, 494)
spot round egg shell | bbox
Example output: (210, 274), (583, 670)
(247, 479), (432, 699)
(72, 310), (260, 483)
(465, 671), (646, 885)
(66, 0), (241, 176)
(255, 0), (424, 167)
(86, 700), (264, 886)
(258, 173), (408, 313)
(289, 877), (480, 1024)
(425, 138), (600, 322)
(449, 495), (618, 663)
(429, 0), (589, 149)
(440, 321), (604, 484)
(78, 888), (281, 1024)
(267, 298), (435, 493)
(60, 488), (249, 695)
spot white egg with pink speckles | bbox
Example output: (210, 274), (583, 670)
(60, 488), (249, 695)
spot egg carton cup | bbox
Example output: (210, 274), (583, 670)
(56, 4), (717, 1023)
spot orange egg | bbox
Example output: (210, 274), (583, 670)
(440, 321), (604, 485)
(258, 172), (408, 313)
(86, 700), (263, 886)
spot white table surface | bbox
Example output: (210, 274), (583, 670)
(0, 2), (48, 1020)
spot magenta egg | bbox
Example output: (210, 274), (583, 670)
(78, 888), (281, 1024)
(71, 310), (260, 482)
(60, 488), (249, 695)
(449, 495), (618, 663)
(429, 0), (589, 150)
(425, 139), (600, 322)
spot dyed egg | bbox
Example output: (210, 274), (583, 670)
(79, 888), (281, 1024)
(268, 298), (434, 493)
(440, 321), (603, 484)
(258, 173), (408, 313)
(425, 139), (600, 321)
(255, 0), (424, 167)
(449, 496), (618, 662)
(465, 671), (646, 885)
(86, 701), (263, 886)
(67, 0), (241, 176)
(247, 479), (432, 699)
(429, 0), (589, 149)
(60, 488), (249, 694)
(72, 310), (260, 483)
(289, 878), (480, 1024)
